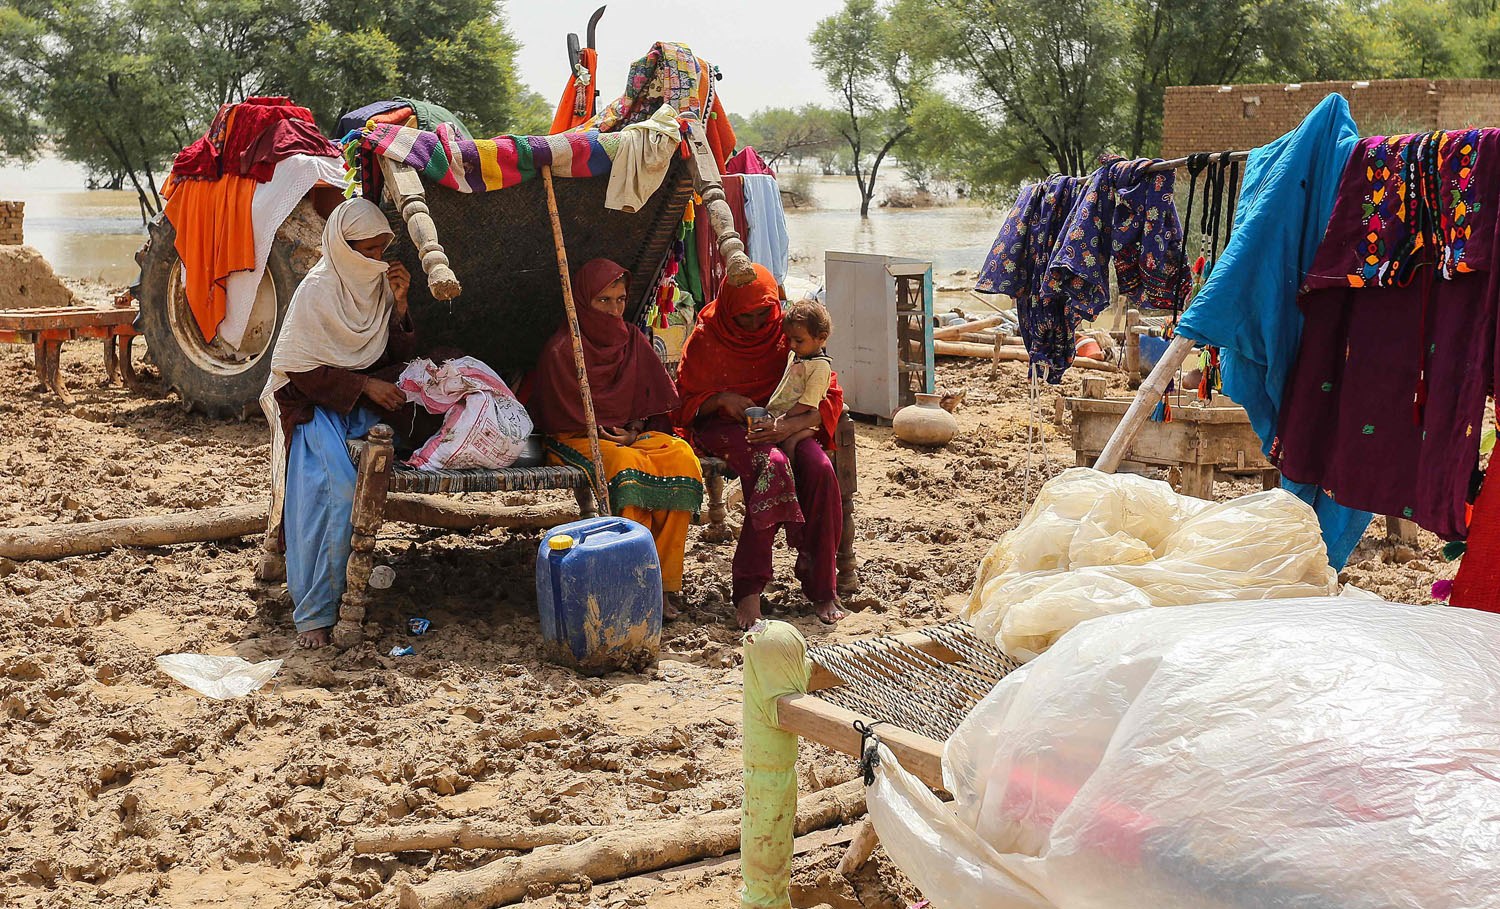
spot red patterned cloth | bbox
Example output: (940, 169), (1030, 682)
(171, 97), (324, 182)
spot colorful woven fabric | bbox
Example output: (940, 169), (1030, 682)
(588, 41), (714, 133)
(1303, 129), (1492, 291)
(352, 122), (622, 195)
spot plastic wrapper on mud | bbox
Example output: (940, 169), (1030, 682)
(155, 654), (283, 700)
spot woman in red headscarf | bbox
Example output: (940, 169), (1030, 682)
(529, 259), (704, 618)
(674, 264), (846, 629)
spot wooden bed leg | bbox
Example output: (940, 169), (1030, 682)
(44, 340), (72, 405)
(741, 621), (813, 908)
(32, 340), (48, 392)
(574, 485), (598, 520)
(117, 336), (145, 392)
(703, 470), (729, 542)
(682, 121), (755, 287)
(835, 410), (859, 595)
(378, 157), (462, 301)
(1123, 308), (1142, 388)
(334, 424), (394, 650)
(102, 335), (120, 386)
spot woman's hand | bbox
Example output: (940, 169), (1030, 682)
(387, 262), (411, 319)
(747, 411), (818, 446)
(710, 393), (757, 422)
(363, 377), (406, 411)
(599, 425), (638, 446)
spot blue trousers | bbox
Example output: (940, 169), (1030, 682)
(285, 406), (383, 632)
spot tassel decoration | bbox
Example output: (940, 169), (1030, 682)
(1431, 578), (1454, 601)
(1442, 540), (1468, 561)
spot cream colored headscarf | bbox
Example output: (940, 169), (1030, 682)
(259, 197), (397, 552)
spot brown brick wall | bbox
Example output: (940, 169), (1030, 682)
(1161, 79), (1500, 158)
(0, 201), (22, 246)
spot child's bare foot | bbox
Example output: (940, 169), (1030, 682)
(814, 600), (847, 625)
(663, 592), (682, 621)
(297, 627), (332, 649)
(736, 594), (763, 630)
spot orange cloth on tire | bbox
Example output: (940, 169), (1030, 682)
(550, 48), (599, 134)
(163, 173), (258, 343)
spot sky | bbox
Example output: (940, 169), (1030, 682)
(506, 1), (847, 116)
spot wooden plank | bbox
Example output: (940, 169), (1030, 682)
(0, 310), (139, 331)
(776, 693), (946, 792)
(1064, 396), (1252, 424)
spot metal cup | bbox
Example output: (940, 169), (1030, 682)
(744, 406), (771, 429)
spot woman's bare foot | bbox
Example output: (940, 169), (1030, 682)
(736, 594), (763, 631)
(297, 627), (332, 649)
(814, 600), (847, 626)
(663, 592), (682, 621)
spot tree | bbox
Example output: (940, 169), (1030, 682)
(736, 105), (842, 168)
(893, 0), (1128, 182)
(0, 0), (536, 215)
(811, 0), (922, 217)
(0, 0), (187, 216)
(1121, 0), (1360, 158)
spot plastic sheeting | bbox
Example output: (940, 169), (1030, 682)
(156, 654), (283, 700)
(963, 468), (1336, 659)
(872, 597), (1500, 909)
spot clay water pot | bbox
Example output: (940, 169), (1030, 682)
(893, 393), (959, 446)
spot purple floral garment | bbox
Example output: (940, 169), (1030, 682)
(975, 160), (1187, 383)
(974, 175), (1083, 382)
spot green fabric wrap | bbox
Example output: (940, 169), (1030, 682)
(740, 620), (811, 909)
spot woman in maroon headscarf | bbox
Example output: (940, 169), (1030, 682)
(528, 259), (704, 618)
(674, 264), (847, 629)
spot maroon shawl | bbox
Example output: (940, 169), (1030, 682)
(528, 259), (679, 434)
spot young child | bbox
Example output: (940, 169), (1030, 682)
(765, 300), (833, 464)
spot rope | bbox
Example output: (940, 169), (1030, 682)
(808, 621), (1024, 743)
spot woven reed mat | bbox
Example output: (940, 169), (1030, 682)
(806, 621), (1023, 743)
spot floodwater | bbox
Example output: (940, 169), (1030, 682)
(0, 157), (1004, 288)
(784, 174), (1001, 281)
(0, 156), (147, 286)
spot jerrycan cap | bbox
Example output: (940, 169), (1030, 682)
(547, 534), (576, 551)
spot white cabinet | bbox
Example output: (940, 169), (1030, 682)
(824, 251), (934, 420)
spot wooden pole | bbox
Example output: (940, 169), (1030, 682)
(1094, 334), (1195, 473)
(540, 167), (612, 517)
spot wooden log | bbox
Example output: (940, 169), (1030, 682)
(1095, 333), (1195, 474)
(540, 168), (612, 517)
(383, 495), (577, 532)
(399, 779), (867, 909)
(937, 340), (1117, 372)
(0, 504), (266, 561)
(837, 818), (880, 877)
(354, 822), (597, 855)
(380, 158), (462, 301)
(1385, 515), (1420, 544)
(682, 121), (756, 287)
(931, 314), (1005, 341)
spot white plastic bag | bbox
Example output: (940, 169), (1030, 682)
(398, 357), (532, 470)
(872, 597), (1500, 909)
(964, 468), (1336, 659)
(156, 654), (283, 700)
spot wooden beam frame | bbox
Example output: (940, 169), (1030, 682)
(681, 120), (756, 287)
(379, 157), (463, 301)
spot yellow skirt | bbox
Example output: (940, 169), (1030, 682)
(547, 431), (704, 593)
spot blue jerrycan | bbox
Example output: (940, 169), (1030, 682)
(535, 517), (663, 674)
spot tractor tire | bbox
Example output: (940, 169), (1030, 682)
(137, 202), (322, 419)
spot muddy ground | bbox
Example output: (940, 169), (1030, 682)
(0, 290), (1446, 908)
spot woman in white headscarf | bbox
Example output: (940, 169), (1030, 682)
(261, 197), (418, 648)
